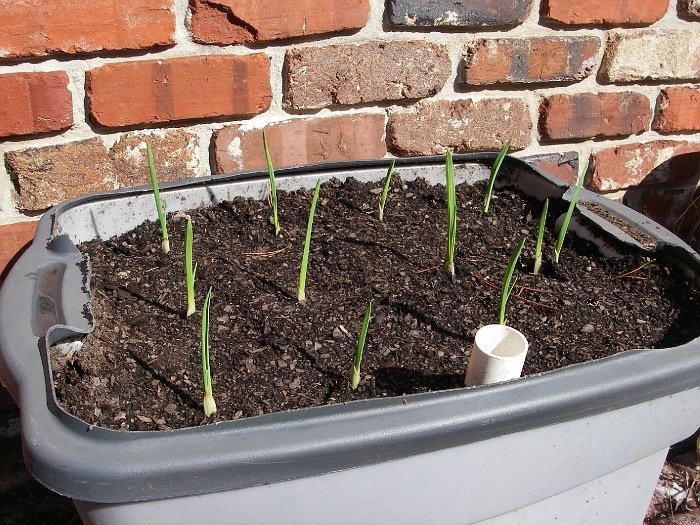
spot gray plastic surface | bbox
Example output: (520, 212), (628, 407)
(1, 155), (699, 510)
(72, 406), (678, 525)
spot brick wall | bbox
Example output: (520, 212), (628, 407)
(1, 0), (700, 276)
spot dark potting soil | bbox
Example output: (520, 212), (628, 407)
(50, 176), (700, 431)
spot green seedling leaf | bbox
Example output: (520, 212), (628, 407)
(146, 143), (170, 253)
(533, 199), (548, 275)
(350, 301), (372, 390)
(553, 161), (588, 264)
(263, 131), (280, 236)
(201, 287), (216, 417)
(444, 150), (457, 278)
(483, 140), (512, 214)
(499, 237), (525, 325)
(298, 179), (322, 303)
(378, 159), (395, 222)
(185, 217), (196, 317)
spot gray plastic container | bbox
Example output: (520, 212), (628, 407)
(1, 155), (699, 525)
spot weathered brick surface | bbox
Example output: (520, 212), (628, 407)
(540, 92), (651, 140)
(0, 0), (174, 59)
(524, 152), (579, 184)
(0, 72), (72, 138)
(541, 0), (669, 25)
(6, 130), (201, 211)
(87, 55), (271, 128)
(190, 0), (369, 44)
(389, 0), (534, 27)
(600, 30), (700, 83)
(284, 41), (450, 110)
(214, 114), (386, 173)
(0, 221), (38, 281)
(679, 0), (700, 17)
(460, 37), (600, 85)
(589, 141), (700, 191)
(653, 86), (700, 133)
(387, 98), (531, 156)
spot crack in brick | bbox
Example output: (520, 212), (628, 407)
(211, 0), (258, 39)
(198, 0), (259, 41)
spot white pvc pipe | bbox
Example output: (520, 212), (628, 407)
(465, 325), (529, 387)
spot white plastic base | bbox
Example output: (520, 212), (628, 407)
(478, 449), (666, 525)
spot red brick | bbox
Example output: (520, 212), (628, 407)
(387, 98), (532, 156)
(6, 130), (201, 211)
(0, 72), (72, 138)
(190, 0), (369, 45)
(679, 0), (700, 18)
(540, 92), (651, 141)
(600, 30), (700, 83)
(87, 55), (271, 128)
(284, 41), (450, 110)
(589, 141), (700, 191)
(0, 0), (174, 59)
(0, 221), (38, 281)
(214, 114), (387, 173)
(653, 86), (700, 133)
(460, 37), (600, 85)
(542, 0), (668, 25)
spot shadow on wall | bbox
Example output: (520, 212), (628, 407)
(623, 152), (700, 250)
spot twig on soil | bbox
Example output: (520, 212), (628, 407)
(512, 290), (559, 311)
(516, 285), (572, 297)
(474, 274), (561, 312)
(416, 264), (443, 274)
(613, 260), (654, 280)
(242, 247), (287, 258)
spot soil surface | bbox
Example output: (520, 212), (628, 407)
(50, 176), (700, 431)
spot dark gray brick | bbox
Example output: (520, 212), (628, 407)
(388, 0), (534, 28)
